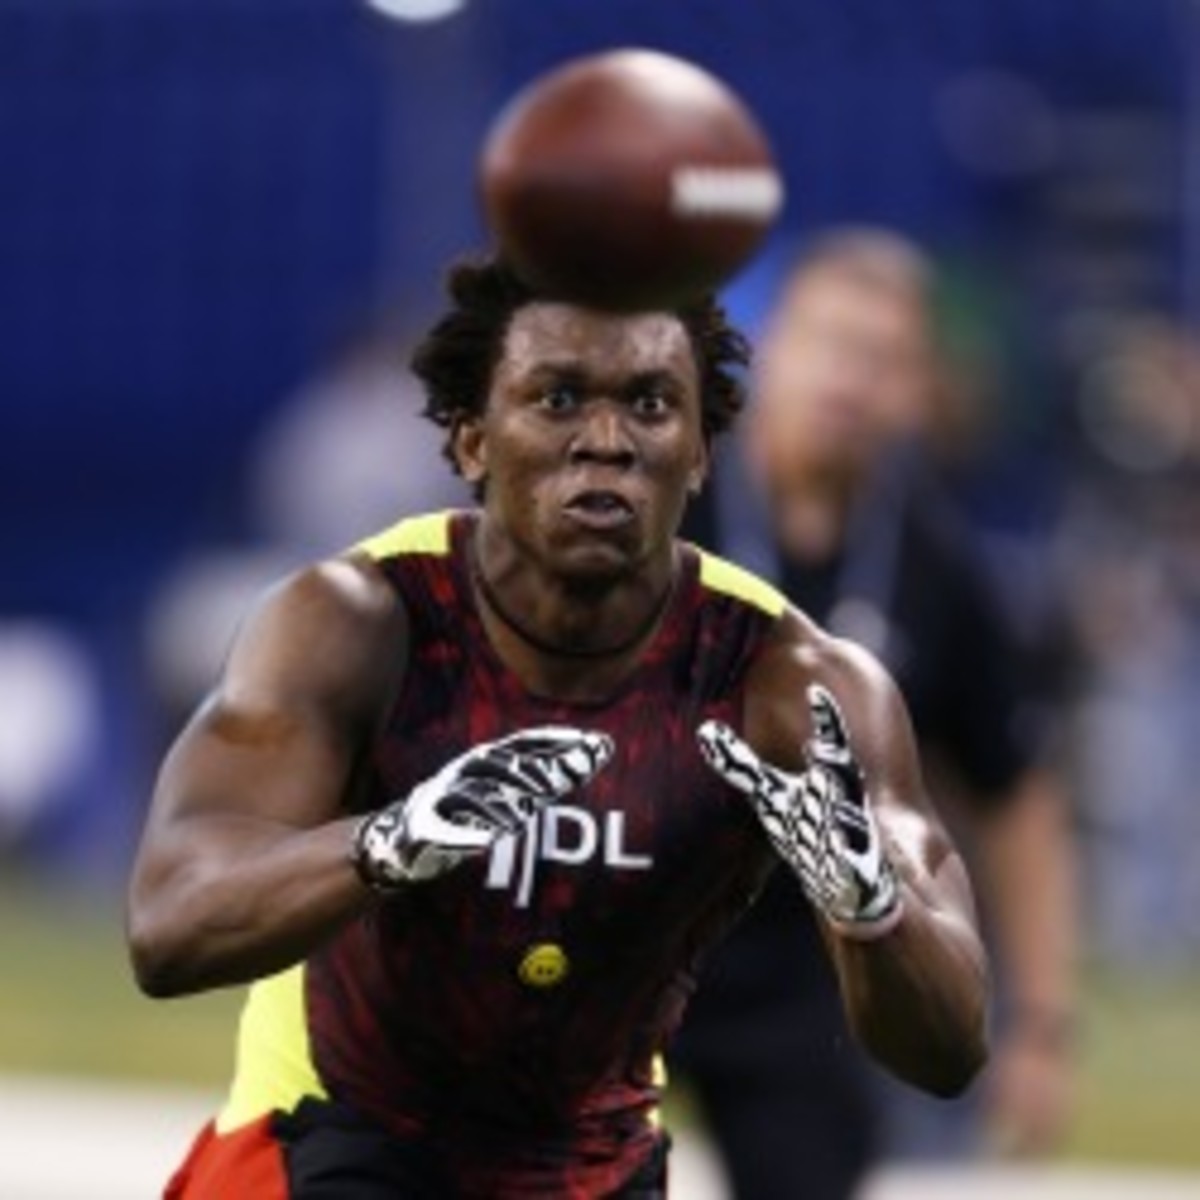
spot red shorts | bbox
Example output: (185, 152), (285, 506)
(165, 1115), (288, 1199)
(165, 1101), (669, 1198)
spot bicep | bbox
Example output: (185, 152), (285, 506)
(135, 559), (406, 879)
(154, 690), (359, 830)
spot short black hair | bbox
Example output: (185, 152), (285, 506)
(410, 256), (750, 473)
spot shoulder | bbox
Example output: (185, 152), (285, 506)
(682, 542), (902, 745)
(250, 552), (404, 643)
(252, 506), (465, 632)
(351, 509), (468, 627)
(678, 544), (789, 697)
(742, 606), (913, 775)
(354, 509), (459, 564)
(220, 549), (409, 732)
(689, 543), (787, 617)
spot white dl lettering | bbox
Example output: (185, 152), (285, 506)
(485, 806), (652, 908)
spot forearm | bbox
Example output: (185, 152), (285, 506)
(721, 642), (993, 1093)
(828, 862), (990, 1096)
(127, 815), (370, 997)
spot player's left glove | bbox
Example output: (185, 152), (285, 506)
(697, 685), (903, 939)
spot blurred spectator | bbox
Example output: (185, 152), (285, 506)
(674, 228), (1079, 1196)
(144, 319), (468, 732)
(1057, 315), (1200, 964)
(248, 321), (468, 556)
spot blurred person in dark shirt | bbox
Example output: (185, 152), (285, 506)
(1058, 314), (1200, 964)
(673, 229), (1077, 1198)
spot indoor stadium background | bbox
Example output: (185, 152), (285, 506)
(2, 2), (1198, 1196)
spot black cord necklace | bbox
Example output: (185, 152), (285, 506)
(470, 541), (677, 660)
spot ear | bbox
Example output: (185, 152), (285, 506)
(452, 417), (487, 486)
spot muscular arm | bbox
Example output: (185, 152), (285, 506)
(743, 615), (990, 1096)
(126, 554), (407, 997)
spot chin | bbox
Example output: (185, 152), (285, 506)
(552, 519), (660, 578)
(555, 539), (641, 582)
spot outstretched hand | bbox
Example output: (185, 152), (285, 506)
(353, 727), (614, 887)
(697, 685), (902, 938)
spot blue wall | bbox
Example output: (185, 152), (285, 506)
(0, 0), (1188, 876)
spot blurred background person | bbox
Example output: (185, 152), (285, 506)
(673, 227), (1079, 1197)
(144, 318), (468, 741)
(246, 319), (469, 559)
(1056, 314), (1200, 965)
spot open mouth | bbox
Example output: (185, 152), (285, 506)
(564, 490), (635, 528)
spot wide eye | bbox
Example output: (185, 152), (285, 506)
(630, 386), (671, 418)
(538, 383), (581, 413)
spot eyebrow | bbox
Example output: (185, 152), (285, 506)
(626, 368), (683, 390)
(522, 363), (686, 391)
(523, 361), (589, 382)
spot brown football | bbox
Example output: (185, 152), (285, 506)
(479, 48), (784, 312)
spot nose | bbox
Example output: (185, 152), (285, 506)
(569, 400), (636, 467)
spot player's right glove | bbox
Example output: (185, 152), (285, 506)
(352, 726), (614, 889)
(697, 685), (903, 939)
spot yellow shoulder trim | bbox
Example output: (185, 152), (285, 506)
(215, 964), (327, 1133)
(648, 1052), (668, 1128)
(697, 549), (787, 617)
(355, 510), (453, 561)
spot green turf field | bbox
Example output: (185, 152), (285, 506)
(0, 872), (241, 1085)
(2, 873), (1198, 1166)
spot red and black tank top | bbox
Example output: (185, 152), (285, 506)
(218, 510), (787, 1196)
